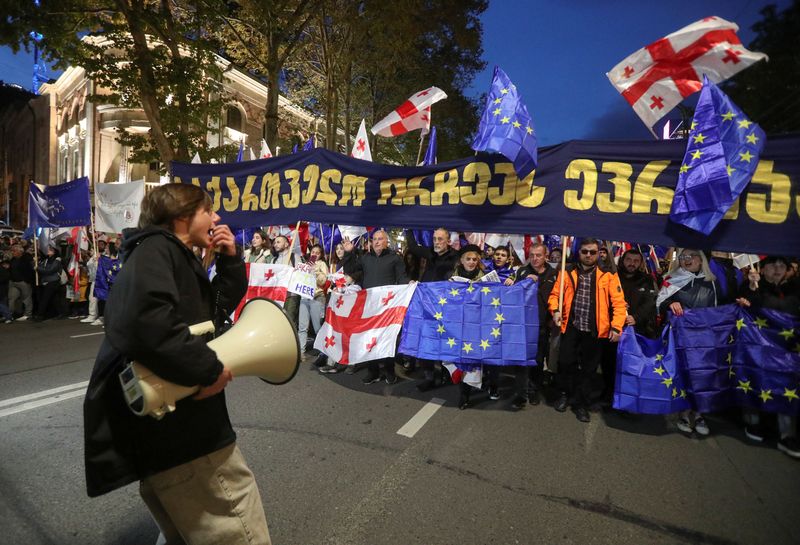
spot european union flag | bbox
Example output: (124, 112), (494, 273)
(308, 223), (342, 254)
(398, 279), (539, 366)
(28, 177), (91, 228)
(94, 255), (121, 301)
(302, 135), (315, 151)
(471, 66), (537, 179)
(236, 140), (244, 162)
(669, 76), (766, 235)
(422, 126), (438, 166)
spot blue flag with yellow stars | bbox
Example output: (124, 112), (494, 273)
(398, 278), (539, 366)
(422, 126), (438, 166)
(614, 305), (800, 415)
(94, 255), (121, 301)
(471, 66), (537, 180)
(669, 76), (766, 235)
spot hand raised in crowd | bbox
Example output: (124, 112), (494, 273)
(211, 225), (237, 257)
(194, 366), (233, 400)
(342, 237), (354, 253)
(608, 330), (621, 343)
(747, 268), (760, 290)
(625, 314), (636, 326)
(735, 297), (752, 308)
(669, 301), (684, 316)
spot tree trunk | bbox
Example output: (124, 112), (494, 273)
(343, 61), (352, 152)
(264, 55), (281, 150)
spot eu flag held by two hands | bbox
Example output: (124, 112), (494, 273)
(669, 76), (766, 235)
(471, 66), (538, 179)
(398, 279), (539, 366)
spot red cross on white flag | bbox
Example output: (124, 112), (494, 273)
(260, 138), (273, 159)
(350, 119), (373, 161)
(313, 284), (417, 365)
(371, 87), (447, 137)
(233, 263), (293, 319)
(607, 16), (767, 128)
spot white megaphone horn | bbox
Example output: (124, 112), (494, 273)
(119, 297), (300, 419)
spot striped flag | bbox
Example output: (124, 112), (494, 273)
(233, 263), (293, 319)
(371, 87), (447, 137)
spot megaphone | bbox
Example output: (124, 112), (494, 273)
(119, 297), (300, 419)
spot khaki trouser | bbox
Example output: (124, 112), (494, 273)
(139, 444), (271, 545)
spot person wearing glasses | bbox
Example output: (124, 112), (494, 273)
(548, 238), (627, 423)
(656, 249), (722, 437)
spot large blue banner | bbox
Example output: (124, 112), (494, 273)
(28, 177), (92, 228)
(172, 135), (800, 256)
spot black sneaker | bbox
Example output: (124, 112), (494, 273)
(744, 425), (766, 443)
(575, 407), (591, 423)
(528, 389), (540, 406)
(385, 375), (398, 385)
(312, 353), (328, 367)
(362, 374), (381, 385)
(510, 396), (527, 410)
(345, 365), (358, 375)
(489, 387), (500, 400)
(554, 393), (568, 412)
(778, 437), (800, 459)
(459, 391), (470, 410)
(319, 364), (341, 374)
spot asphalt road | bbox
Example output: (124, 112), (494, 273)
(1, 319), (798, 545)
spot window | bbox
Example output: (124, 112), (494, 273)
(226, 106), (243, 132)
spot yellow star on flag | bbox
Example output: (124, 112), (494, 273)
(793, 343), (800, 354)
(737, 380), (753, 394)
(759, 389), (773, 403)
(728, 334), (735, 344)
(754, 317), (768, 329)
(433, 311), (443, 320)
(479, 339), (490, 350)
(500, 88), (509, 94)
(462, 342), (473, 353)
(672, 388), (678, 398)
(783, 388), (799, 402)
(525, 126), (534, 135)
(436, 324), (446, 334)
(690, 121), (697, 130)
(493, 97), (502, 104)
(481, 287), (492, 295)
(500, 116), (511, 124)
(438, 297), (447, 306)
(492, 108), (501, 116)
(726, 165), (735, 176)
(746, 133), (759, 144)
(490, 297), (501, 307)
(490, 327), (501, 338)
(728, 367), (736, 378)
(679, 164), (691, 174)
(446, 337), (456, 348)
(449, 288), (460, 297)
(680, 389), (687, 399)
(693, 133), (706, 144)
(737, 119), (753, 129)
(690, 150), (702, 160)
(726, 352), (732, 364)
(466, 284), (475, 293)
(720, 112), (735, 121)
(512, 120), (521, 129)
(735, 318), (747, 331)
(779, 328), (795, 340)
(495, 313), (505, 324)
(655, 353), (664, 361)
(653, 366), (666, 376)
(739, 150), (753, 163)
(662, 377), (673, 387)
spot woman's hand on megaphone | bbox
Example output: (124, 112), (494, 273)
(194, 366), (233, 400)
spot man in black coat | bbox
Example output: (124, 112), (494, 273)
(405, 228), (459, 390)
(8, 244), (34, 320)
(341, 229), (409, 384)
(83, 184), (271, 545)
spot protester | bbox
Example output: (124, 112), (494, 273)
(81, 249), (100, 324)
(512, 242), (557, 408)
(341, 229), (408, 384)
(0, 256), (13, 323)
(548, 238), (627, 423)
(656, 249), (722, 436)
(8, 244), (34, 320)
(34, 244), (67, 321)
(267, 234), (301, 327)
(298, 244), (329, 358)
(245, 230), (270, 263)
(737, 255), (800, 458)
(83, 183), (272, 544)
(483, 245), (515, 283)
(549, 247), (562, 268)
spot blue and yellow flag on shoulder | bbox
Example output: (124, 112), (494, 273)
(471, 66), (538, 179)
(398, 279), (539, 366)
(669, 75), (766, 235)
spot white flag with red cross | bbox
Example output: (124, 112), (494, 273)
(350, 119), (372, 161)
(371, 87), (447, 137)
(260, 139), (273, 159)
(314, 284), (417, 365)
(233, 263), (293, 319)
(607, 16), (767, 128)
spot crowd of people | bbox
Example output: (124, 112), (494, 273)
(3, 224), (799, 460)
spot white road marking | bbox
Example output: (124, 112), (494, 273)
(396, 398), (446, 438)
(70, 332), (104, 338)
(0, 381), (89, 409)
(0, 387), (86, 418)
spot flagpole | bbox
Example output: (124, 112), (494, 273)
(557, 236), (568, 319)
(33, 230), (40, 286)
(416, 132), (426, 165)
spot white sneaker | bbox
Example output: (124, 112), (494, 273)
(676, 417), (693, 434)
(694, 417), (710, 436)
(91, 318), (104, 326)
(16, 315), (29, 322)
(80, 316), (97, 323)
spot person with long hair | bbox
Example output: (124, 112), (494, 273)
(83, 184), (272, 544)
(298, 243), (329, 357)
(656, 248), (721, 437)
(244, 230), (270, 263)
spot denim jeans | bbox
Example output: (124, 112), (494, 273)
(298, 297), (324, 352)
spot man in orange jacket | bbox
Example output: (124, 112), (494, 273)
(548, 238), (627, 422)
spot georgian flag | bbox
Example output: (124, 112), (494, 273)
(443, 363), (482, 388)
(607, 16), (767, 128)
(260, 139), (273, 159)
(233, 263), (293, 319)
(350, 119), (372, 161)
(314, 284), (417, 365)
(655, 267), (714, 311)
(371, 87), (447, 137)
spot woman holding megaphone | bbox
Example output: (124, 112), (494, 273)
(83, 183), (273, 545)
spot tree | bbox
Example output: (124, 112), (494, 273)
(725, 1), (800, 133)
(0, 0), (227, 168)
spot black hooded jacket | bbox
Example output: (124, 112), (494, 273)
(83, 226), (246, 497)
